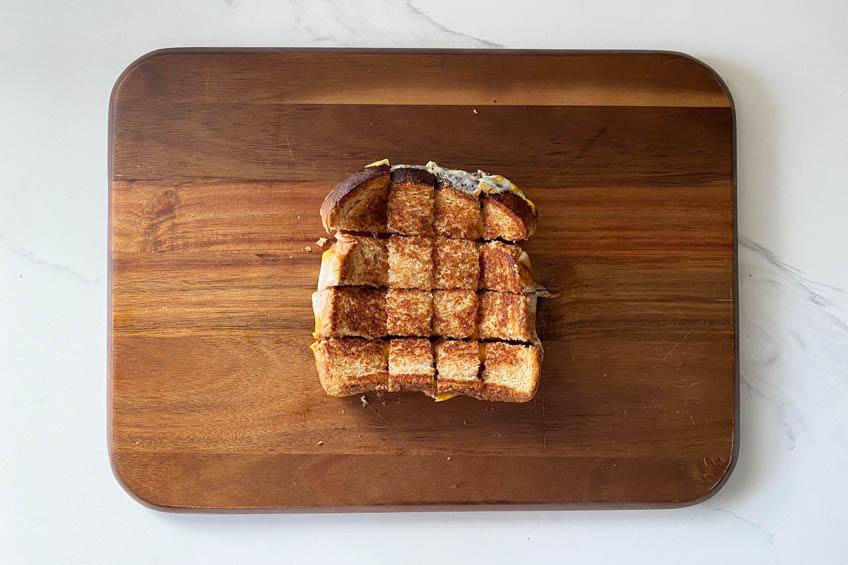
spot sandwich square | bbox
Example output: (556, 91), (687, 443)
(312, 338), (389, 397)
(387, 235), (434, 289)
(388, 338), (435, 393)
(477, 291), (537, 342)
(434, 185), (481, 239)
(434, 238), (480, 290)
(386, 289), (432, 336)
(434, 339), (482, 395)
(387, 168), (435, 236)
(478, 240), (536, 294)
(312, 287), (387, 339)
(317, 233), (388, 290)
(432, 290), (478, 338)
(480, 342), (541, 402)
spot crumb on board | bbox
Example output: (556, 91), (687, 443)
(446, 456), (452, 461)
(288, 255), (293, 259)
(316, 440), (324, 446)
(341, 409), (345, 414)
(315, 237), (328, 247)
(472, 108), (478, 114)
(296, 214), (301, 219)
(304, 246), (312, 252)
(360, 395), (368, 406)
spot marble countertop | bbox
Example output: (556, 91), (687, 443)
(3, 1), (846, 563)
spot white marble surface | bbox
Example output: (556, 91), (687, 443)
(2, 1), (847, 563)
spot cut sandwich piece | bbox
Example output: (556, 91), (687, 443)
(312, 287), (387, 339)
(386, 289), (432, 337)
(388, 338), (435, 394)
(481, 191), (537, 241)
(317, 233), (388, 290)
(320, 163), (390, 234)
(433, 238), (479, 290)
(477, 291), (538, 342)
(432, 290), (478, 339)
(480, 342), (542, 402)
(387, 235), (434, 290)
(434, 339), (482, 397)
(479, 241), (538, 294)
(387, 167), (435, 236)
(433, 181), (481, 239)
(311, 338), (389, 397)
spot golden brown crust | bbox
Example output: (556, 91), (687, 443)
(318, 234), (388, 290)
(387, 181), (434, 236)
(388, 338), (435, 394)
(320, 164), (390, 234)
(387, 235), (434, 289)
(434, 238), (479, 289)
(479, 241), (537, 294)
(386, 290), (432, 336)
(315, 162), (544, 402)
(432, 290), (478, 338)
(434, 185), (481, 239)
(312, 287), (387, 339)
(434, 339), (482, 395)
(479, 342), (542, 402)
(477, 291), (538, 342)
(312, 338), (389, 397)
(481, 191), (537, 241)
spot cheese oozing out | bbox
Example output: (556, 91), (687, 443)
(362, 158), (536, 214)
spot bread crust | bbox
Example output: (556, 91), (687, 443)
(479, 241), (537, 294)
(482, 191), (537, 241)
(312, 287), (387, 339)
(312, 338), (389, 397)
(390, 167), (434, 186)
(320, 164), (390, 233)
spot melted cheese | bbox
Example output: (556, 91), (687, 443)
(366, 158), (390, 168)
(312, 312), (322, 339)
(516, 250), (533, 271)
(433, 393), (458, 402)
(422, 161), (537, 214)
(425, 161), (483, 195)
(478, 173), (536, 214)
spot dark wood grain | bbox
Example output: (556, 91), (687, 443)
(109, 49), (736, 510)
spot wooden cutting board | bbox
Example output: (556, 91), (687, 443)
(109, 49), (736, 510)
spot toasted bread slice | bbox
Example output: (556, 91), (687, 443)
(480, 342), (542, 402)
(320, 164), (390, 234)
(434, 339), (482, 396)
(388, 338), (435, 393)
(387, 235), (434, 290)
(432, 290), (478, 339)
(312, 287), (387, 339)
(433, 238), (479, 290)
(387, 168), (435, 236)
(311, 338), (389, 396)
(317, 233), (388, 290)
(386, 289), (432, 337)
(434, 183), (481, 239)
(477, 291), (538, 342)
(481, 191), (537, 241)
(479, 241), (537, 294)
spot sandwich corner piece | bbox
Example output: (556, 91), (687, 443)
(311, 159), (545, 403)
